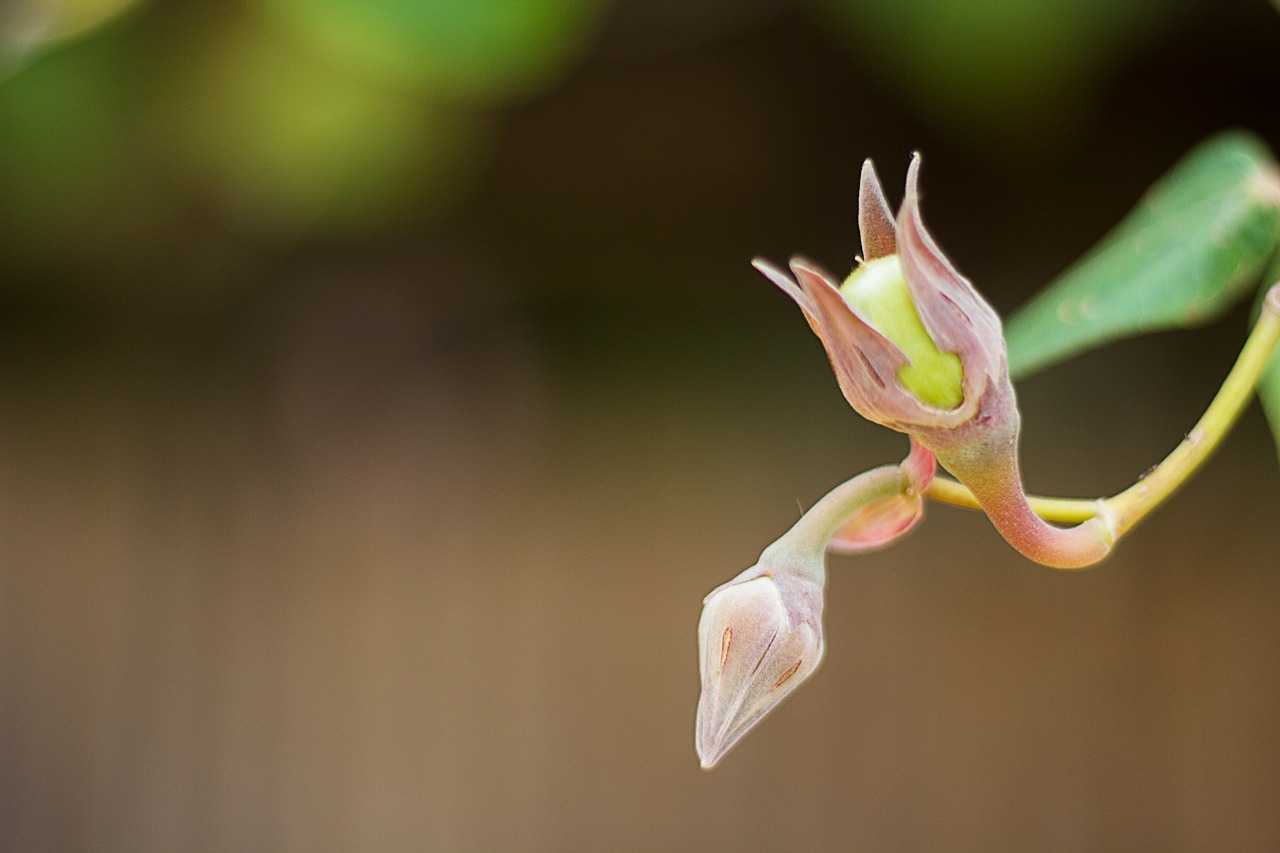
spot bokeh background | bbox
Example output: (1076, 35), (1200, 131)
(3, 0), (1280, 850)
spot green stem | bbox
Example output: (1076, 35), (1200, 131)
(925, 476), (1099, 523)
(1106, 285), (1280, 535)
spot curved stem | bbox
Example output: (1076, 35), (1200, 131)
(938, 436), (1115, 570)
(924, 282), (1280, 537)
(767, 466), (909, 572)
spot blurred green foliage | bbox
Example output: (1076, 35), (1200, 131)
(816, 0), (1181, 144)
(0, 0), (606, 285)
(0, 17), (161, 276)
(255, 0), (607, 100)
(156, 13), (485, 234)
(0, 0), (148, 67)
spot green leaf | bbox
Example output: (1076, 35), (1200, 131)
(1005, 132), (1280, 381)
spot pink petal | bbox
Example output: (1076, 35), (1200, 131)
(828, 492), (924, 554)
(789, 257), (925, 428)
(858, 159), (897, 261)
(896, 154), (1005, 415)
(902, 436), (936, 491)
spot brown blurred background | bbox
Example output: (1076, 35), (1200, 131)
(3, 0), (1280, 850)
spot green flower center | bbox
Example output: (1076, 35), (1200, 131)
(840, 256), (964, 409)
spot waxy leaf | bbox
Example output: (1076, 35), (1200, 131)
(1005, 132), (1280, 380)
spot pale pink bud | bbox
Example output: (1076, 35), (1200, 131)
(696, 565), (823, 769)
(695, 464), (931, 767)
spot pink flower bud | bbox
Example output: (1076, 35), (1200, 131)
(753, 154), (1010, 458)
(754, 156), (1113, 568)
(696, 565), (823, 769)
(695, 465), (917, 767)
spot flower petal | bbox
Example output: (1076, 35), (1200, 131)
(789, 257), (934, 429)
(752, 257), (817, 330)
(829, 438), (934, 553)
(859, 158), (897, 261)
(828, 491), (924, 554)
(897, 154), (1006, 418)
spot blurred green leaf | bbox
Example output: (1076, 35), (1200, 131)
(816, 0), (1176, 146)
(157, 13), (484, 235)
(254, 0), (605, 101)
(0, 16), (172, 279)
(1, 0), (149, 73)
(1005, 132), (1280, 381)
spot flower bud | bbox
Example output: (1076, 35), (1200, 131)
(754, 154), (1114, 569)
(695, 464), (919, 767)
(753, 154), (1008, 452)
(696, 567), (823, 769)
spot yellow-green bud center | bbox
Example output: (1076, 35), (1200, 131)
(840, 256), (964, 409)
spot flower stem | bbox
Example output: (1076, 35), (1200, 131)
(1106, 284), (1280, 535)
(766, 466), (912, 576)
(935, 430), (1115, 569)
(924, 282), (1280, 536)
(925, 476), (1100, 524)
